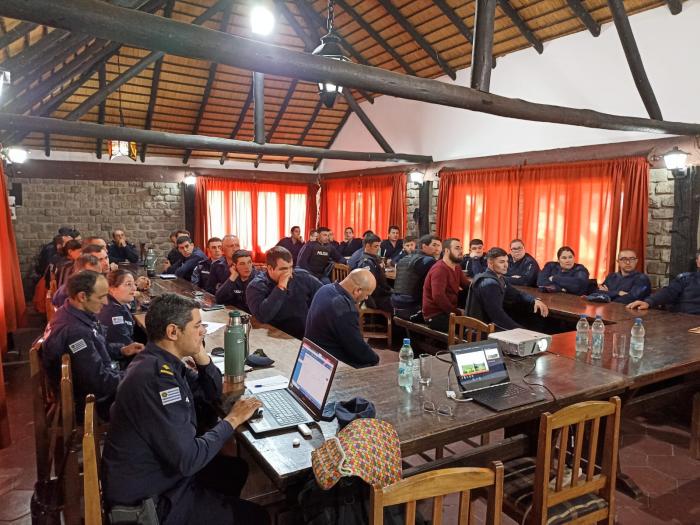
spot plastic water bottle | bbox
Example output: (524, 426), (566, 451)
(398, 338), (414, 390)
(575, 315), (590, 353)
(630, 318), (645, 359)
(591, 315), (605, 358)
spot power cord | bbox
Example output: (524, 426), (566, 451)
(507, 354), (557, 400)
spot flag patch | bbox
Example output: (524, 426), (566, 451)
(159, 387), (181, 406)
(112, 316), (124, 325)
(68, 339), (87, 354)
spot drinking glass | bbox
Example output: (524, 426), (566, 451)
(419, 353), (432, 385)
(612, 333), (627, 358)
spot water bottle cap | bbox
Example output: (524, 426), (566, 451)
(580, 314), (587, 318)
(403, 338), (411, 345)
(595, 314), (602, 319)
(634, 317), (642, 323)
(229, 311), (240, 317)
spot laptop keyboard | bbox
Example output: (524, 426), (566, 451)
(471, 383), (528, 403)
(258, 390), (309, 426)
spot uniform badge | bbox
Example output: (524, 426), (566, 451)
(159, 387), (181, 406)
(112, 316), (124, 325)
(159, 364), (174, 376)
(68, 339), (87, 354)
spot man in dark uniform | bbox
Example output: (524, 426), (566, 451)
(347, 230), (374, 269)
(52, 254), (103, 307)
(628, 251), (700, 314)
(167, 236), (207, 281)
(597, 249), (651, 304)
(339, 227), (362, 257)
(101, 293), (267, 525)
(380, 225), (403, 263)
(42, 271), (122, 421)
(215, 250), (259, 312)
(505, 239), (540, 287)
(305, 269), (379, 368)
(394, 235), (416, 263)
(276, 226), (305, 264)
(207, 234), (241, 293)
(36, 227), (74, 277)
(166, 229), (190, 267)
(390, 234), (442, 319)
(107, 229), (140, 264)
(462, 238), (487, 278)
(246, 246), (323, 339)
(191, 237), (222, 292)
(466, 247), (549, 330)
(297, 226), (343, 283)
(356, 233), (393, 312)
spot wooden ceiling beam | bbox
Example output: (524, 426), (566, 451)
(274, 0), (317, 51)
(471, 0), (497, 91)
(564, 0), (601, 37)
(1, 29), (69, 78)
(220, 82), (254, 165)
(432, 0), (473, 45)
(607, 0), (662, 120)
(96, 61), (106, 158)
(666, 0), (682, 14)
(8, 0), (700, 136)
(286, 99), (323, 168)
(497, 0), (543, 54)
(342, 91), (393, 154)
(0, 21), (37, 50)
(376, 0), (457, 80)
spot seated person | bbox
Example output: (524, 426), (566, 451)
(422, 238), (471, 332)
(356, 234), (393, 312)
(215, 250), (258, 312)
(107, 229), (139, 264)
(82, 243), (111, 274)
(466, 247), (549, 330)
(339, 227), (362, 257)
(391, 234), (442, 318)
(52, 253), (103, 307)
(505, 239), (540, 287)
(380, 225), (404, 263)
(347, 230), (375, 269)
(166, 229), (190, 267)
(191, 237), (222, 292)
(97, 269), (146, 367)
(36, 227), (74, 277)
(246, 246), (322, 339)
(328, 230), (340, 250)
(597, 249), (651, 304)
(628, 250), (700, 314)
(206, 234), (241, 292)
(42, 271), (122, 422)
(305, 269), (379, 368)
(394, 235), (416, 263)
(101, 293), (268, 525)
(462, 238), (487, 278)
(537, 246), (590, 295)
(56, 239), (83, 286)
(166, 236), (207, 281)
(276, 226), (304, 264)
(297, 227), (343, 283)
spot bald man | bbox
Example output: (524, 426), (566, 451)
(304, 269), (380, 368)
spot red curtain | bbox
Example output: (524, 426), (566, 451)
(618, 158), (649, 273)
(194, 177), (319, 261)
(437, 167), (520, 251)
(319, 172), (406, 237)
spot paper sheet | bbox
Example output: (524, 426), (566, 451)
(201, 321), (226, 335)
(245, 375), (289, 394)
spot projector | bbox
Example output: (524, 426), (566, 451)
(487, 329), (551, 357)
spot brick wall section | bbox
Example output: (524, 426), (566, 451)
(11, 177), (185, 282)
(647, 168), (675, 288)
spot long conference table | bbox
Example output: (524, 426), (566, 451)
(140, 273), (700, 501)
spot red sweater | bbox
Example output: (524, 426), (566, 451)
(422, 260), (470, 319)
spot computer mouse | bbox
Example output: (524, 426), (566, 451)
(253, 407), (264, 419)
(211, 347), (224, 357)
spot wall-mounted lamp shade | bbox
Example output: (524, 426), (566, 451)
(409, 170), (424, 184)
(183, 175), (197, 185)
(662, 146), (689, 170)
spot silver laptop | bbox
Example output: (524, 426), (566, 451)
(248, 338), (338, 434)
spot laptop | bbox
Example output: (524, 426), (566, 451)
(248, 338), (338, 434)
(449, 340), (546, 412)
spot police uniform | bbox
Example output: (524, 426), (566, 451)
(390, 253), (437, 317)
(357, 252), (393, 312)
(107, 241), (139, 264)
(170, 248), (208, 281)
(166, 247), (182, 267)
(101, 343), (267, 525)
(347, 247), (365, 269)
(505, 253), (540, 287)
(537, 262), (591, 295)
(339, 238), (362, 257)
(215, 269), (259, 312)
(42, 303), (122, 422)
(52, 284), (68, 307)
(206, 256), (231, 293)
(246, 268), (322, 339)
(297, 241), (343, 282)
(462, 255), (487, 278)
(601, 271), (651, 304)
(191, 258), (213, 292)
(276, 237), (304, 264)
(380, 239), (403, 262)
(305, 283), (379, 368)
(97, 294), (137, 364)
(645, 271), (700, 314)
(466, 269), (536, 330)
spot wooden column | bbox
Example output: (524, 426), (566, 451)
(670, 166), (700, 276)
(471, 0), (497, 91)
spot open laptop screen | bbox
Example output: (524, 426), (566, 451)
(289, 338), (337, 415)
(451, 341), (509, 391)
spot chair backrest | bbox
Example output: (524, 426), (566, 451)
(531, 397), (621, 525)
(30, 339), (55, 482)
(448, 313), (495, 346)
(332, 263), (350, 282)
(83, 394), (104, 525)
(370, 463), (504, 525)
(60, 353), (75, 448)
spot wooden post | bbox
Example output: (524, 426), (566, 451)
(253, 72), (265, 145)
(471, 0), (497, 91)
(96, 62), (106, 159)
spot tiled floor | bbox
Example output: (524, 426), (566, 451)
(1, 321), (699, 524)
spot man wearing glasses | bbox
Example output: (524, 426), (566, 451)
(599, 249), (651, 304)
(505, 239), (540, 287)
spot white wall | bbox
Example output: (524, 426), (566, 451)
(321, 1), (700, 173)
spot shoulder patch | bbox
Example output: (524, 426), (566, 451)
(68, 339), (87, 354)
(111, 316), (124, 325)
(159, 364), (174, 376)
(159, 387), (181, 406)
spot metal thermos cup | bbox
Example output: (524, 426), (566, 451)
(224, 311), (247, 383)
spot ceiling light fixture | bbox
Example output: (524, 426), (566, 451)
(662, 146), (689, 171)
(409, 169), (424, 185)
(312, 0), (350, 108)
(0, 69), (9, 99)
(6, 147), (28, 164)
(251, 4), (275, 36)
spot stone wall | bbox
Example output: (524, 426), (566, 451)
(646, 168), (675, 288)
(10, 176), (185, 284)
(405, 179), (439, 237)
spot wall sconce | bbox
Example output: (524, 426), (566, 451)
(183, 175), (196, 185)
(661, 146), (689, 171)
(409, 169), (424, 185)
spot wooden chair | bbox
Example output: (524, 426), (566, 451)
(61, 354), (82, 525)
(30, 339), (57, 483)
(332, 262), (350, 282)
(359, 305), (392, 344)
(45, 270), (58, 323)
(502, 397), (621, 525)
(448, 313), (495, 346)
(83, 394), (104, 525)
(370, 463), (504, 525)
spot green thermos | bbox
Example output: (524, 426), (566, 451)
(224, 311), (246, 382)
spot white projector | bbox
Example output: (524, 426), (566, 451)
(487, 329), (552, 357)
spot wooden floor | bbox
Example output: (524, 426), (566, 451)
(0, 312), (698, 524)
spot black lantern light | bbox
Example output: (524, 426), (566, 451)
(312, 0), (350, 108)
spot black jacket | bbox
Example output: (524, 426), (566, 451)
(466, 269), (535, 330)
(505, 253), (540, 287)
(214, 269), (259, 312)
(108, 241), (139, 263)
(646, 271), (700, 314)
(537, 262), (590, 295)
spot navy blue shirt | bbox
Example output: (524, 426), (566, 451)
(205, 256), (231, 294)
(52, 283), (68, 307)
(107, 241), (139, 264)
(537, 262), (590, 295)
(646, 271), (700, 314)
(166, 247), (182, 266)
(170, 248), (207, 281)
(246, 269), (322, 339)
(305, 283), (379, 368)
(276, 237), (305, 264)
(347, 247), (365, 270)
(380, 239), (403, 262)
(462, 255), (487, 278)
(505, 253), (540, 287)
(42, 302), (122, 421)
(467, 269), (536, 330)
(96, 295), (136, 362)
(601, 271), (651, 304)
(356, 252), (393, 310)
(191, 258), (213, 291)
(297, 241), (343, 279)
(214, 269), (259, 312)
(102, 343), (232, 523)
(339, 238), (362, 257)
